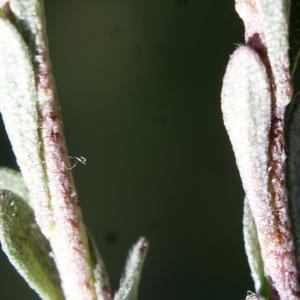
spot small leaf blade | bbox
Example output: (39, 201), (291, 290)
(0, 167), (30, 205)
(114, 238), (149, 300)
(87, 229), (112, 300)
(0, 190), (64, 300)
(243, 197), (270, 299)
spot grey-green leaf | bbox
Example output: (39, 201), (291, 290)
(284, 92), (300, 275)
(0, 14), (51, 220)
(87, 229), (112, 300)
(0, 167), (30, 205)
(114, 238), (149, 300)
(243, 197), (270, 299)
(0, 190), (64, 300)
(289, 0), (300, 75)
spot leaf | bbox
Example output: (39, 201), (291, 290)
(289, 0), (300, 75)
(0, 167), (30, 205)
(235, 0), (291, 108)
(87, 229), (112, 300)
(0, 190), (64, 300)
(222, 45), (300, 298)
(0, 5), (108, 299)
(0, 15), (51, 229)
(8, 0), (48, 58)
(284, 92), (300, 274)
(243, 197), (270, 299)
(221, 46), (271, 232)
(114, 238), (149, 300)
(0, 167), (113, 300)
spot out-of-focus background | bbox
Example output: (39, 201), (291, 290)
(0, 0), (281, 299)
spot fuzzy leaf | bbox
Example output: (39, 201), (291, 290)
(235, 0), (291, 108)
(87, 229), (112, 300)
(0, 167), (30, 204)
(114, 238), (149, 300)
(0, 4), (109, 299)
(8, 0), (48, 60)
(222, 45), (300, 298)
(0, 190), (64, 300)
(0, 14), (51, 226)
(243, 197), (269, 299)
(221, 46), (271, 208)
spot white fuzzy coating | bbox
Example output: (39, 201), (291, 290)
(1, 1), (111, 299)
(235, 0), (291, 109)
(115, 238), (149, 300)
(254, 0), (290, 108)
(235, 0), (264, 39)
(222, 45), (300, 299)
(222, 46), (271, 216)
(0, 17), (52, 230)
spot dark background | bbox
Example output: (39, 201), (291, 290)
(0, 0), (273, 299)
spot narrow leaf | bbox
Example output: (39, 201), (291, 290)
(114, 238), (149, 300)
(0, 190), (64, 300)
(87, 229), (112, 300)
(0, 15), (51, 231)
(243, 197), (269, 299)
